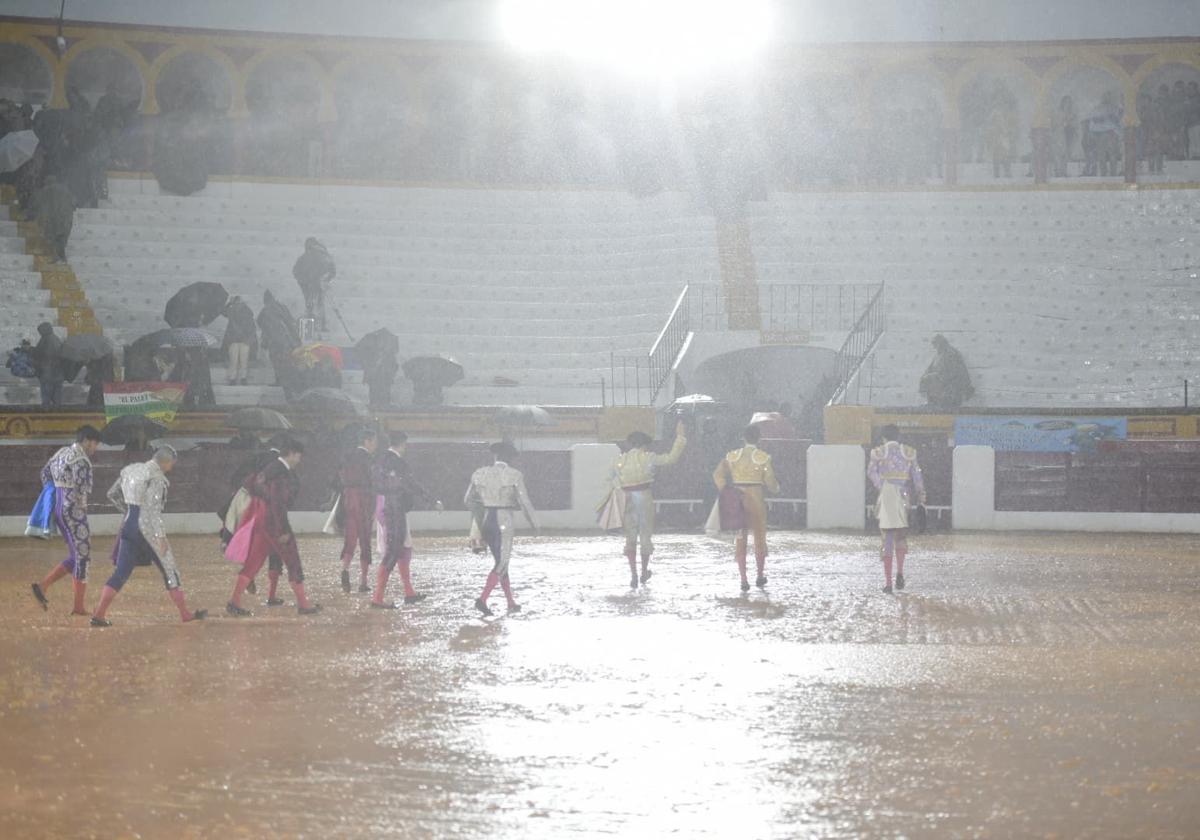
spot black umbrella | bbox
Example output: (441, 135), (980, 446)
(355, 328), (399, 364)
(402, 355), (464, 406)
(60, 333), (115, 363)
(100, 415), (168, 447)
(228, 407), (293, 431)
(165, 281), (228, 328)
(295, 388), (367, 417)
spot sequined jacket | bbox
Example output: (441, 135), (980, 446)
(464, 461), (538, 528)
(867, 441), (925, 500)
(713, 445), (780, 493)
(611, 433), (687, 489)
(106, 460), (170, 553)
(41, 443), (93, 507)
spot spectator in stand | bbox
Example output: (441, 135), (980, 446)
(221, 295), (257, 386)
(84, 353), (115, 408)
(364, 348), (399, 409)
(1168, 80), (1188, 160)
(1187, 80), (1200, 160)
(33, 322), (64, 407)
(1141, 89), (1167, 175)
(1051, 95), (1078, 177)
(32, 174), (75, 263)
(984, 86), (1018, 178)
(257, 290), (301, 398)
(174, 347), (214, 407)
(1084, 91), (1123, 177)
(292, 237), (336, 334)
(919, 334), (974, 410)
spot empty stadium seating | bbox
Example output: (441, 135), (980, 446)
(747, 189), (1200, 407)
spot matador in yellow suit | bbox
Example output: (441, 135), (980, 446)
(609, 421), (687, 588)
(713, 424), (780, 591)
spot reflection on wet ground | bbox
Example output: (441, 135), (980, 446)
(1, 530), (1198, 838)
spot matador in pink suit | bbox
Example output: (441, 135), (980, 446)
(867, 424), (925, 594)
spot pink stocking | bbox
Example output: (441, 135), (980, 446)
(397, 549), (415, 597)
(499, 574), (517, 607)
(372, 563), (392, 604)
(230, 574), (251, 607)
(881, 533), (894, 587)
(480, 572), (499, 602)
(734, 537), (749, 582)
(168, 588), (192, 621)
(71, 579), (87, 614)
(290, 582), (311, 610)
(93, 585), (118, 620)
(625, 547), (637, 577)
(267, 570), (280, 601)
(895, 540), (907, 577)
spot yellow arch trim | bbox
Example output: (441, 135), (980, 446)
(241, 45), (334, 122)
(60, 35), (151, 109)
(0, 32), (59, 104)
(145, 40), (241, 116)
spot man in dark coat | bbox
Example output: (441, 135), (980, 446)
(292, 237), (335, 333)
(33, 322), (64, 407)
(33, 175), (75, 263)
(257, 290), (300, 398)
(919, 334), (974, 410)
(221, 295), (258, 385)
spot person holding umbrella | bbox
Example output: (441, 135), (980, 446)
(464, 442), (538, 617)
(608, 421), (687, 588)
(712, 425), (780, 592)
(224, 438), (321, 617)
(92, 446), (207, 626)
(30, 425), (102, 616)
(335, 427), (379, 594)
(293, 237), (335, 334)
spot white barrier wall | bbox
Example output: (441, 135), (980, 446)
(951, 445), (1200, 533)
(0, 443), (625, 538)
(806, 444), (866, 530)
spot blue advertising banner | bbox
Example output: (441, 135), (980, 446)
(953, 416), (1127, 453)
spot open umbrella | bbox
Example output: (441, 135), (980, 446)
(295, 388), (367, 417)
(164, 281), (228, 328)
(228, 407), (293, 432)
(60, 334), (115, 364)
(402, 355), (464, 406)
(495, 405), (556, 428)
(354, 328), (399, 364)
(0, 130), (38, 174)
(160, 327), (220, 349)
(100, 415), (168, 447)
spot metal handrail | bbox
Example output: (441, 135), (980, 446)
(827, 283), (887, 405)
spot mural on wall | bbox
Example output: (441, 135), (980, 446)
(244, 53), (322, 176)
(766, 71), (859, 186)
(64, 46), (143, 109)
(869, 65), (947, 184)
(0, 42), (51, 104)
(957, 66), (1036, 176)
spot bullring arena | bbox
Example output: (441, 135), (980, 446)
(1, 1), (1199, 838)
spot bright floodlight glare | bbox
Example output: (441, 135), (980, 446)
(499, 0), (772, 76)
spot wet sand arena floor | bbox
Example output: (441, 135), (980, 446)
(0, 530), (1198, 839)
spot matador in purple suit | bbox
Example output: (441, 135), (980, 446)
(30, 425), (103, 616)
